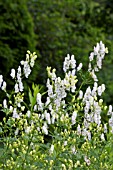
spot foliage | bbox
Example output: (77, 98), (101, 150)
(0, 42), (113, 169)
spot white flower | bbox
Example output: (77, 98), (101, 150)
(71, 145), (76, 154)
(64, 141), (67, 146)
(10, 69), (15, 79)
(51, 114), (55, 124)
(94, 82), (98, 88)
(42, 123), (48, 135)
(97, 86), (102, 96)
(15, 83), (19, 93)
(84, 101), (90, 114)
(12, 108), (20, 119)
(0, 75), (3, 87)
(16, 66), (22, 89)
(72, 69), (76, 76)
(25, 126), (31, 134)
(94, 113), (101, 126)
(45, 97), (50, 106)
(94, 42), (99, 55)
(71, 111), (77, 125)
(23, 61), (31, 78)
(9, 106), (13, 112)
(62, 164), (66, 169)
(82, 128), (87, 137)
(41, 114), (44, 120)
(84, 156), (91, 166)
(37, 93), (44, 111)
(77, 124), (81, 135)
(104, 124), (107, 133)
(27, 110), (31, 118)
(3, 99), (7, 108)
(19, 81), (24, 92)
(89, 52), (94, 61)
(78, 90), (83, 99)
(101, 84), (105, 92)
(63, 54), (76, 72)
(94, 66), (99, 72)
(49, 144), (54, 154)
(70, 55), (76, 69)
(83, 86), (91, 102)
(20, 60), (24, 65)
(30, 58), (35, 67)
(51, 69), (56, 80)
(101, 133), (105, 141)
(109, 115), (113, 127)
(46, 79), (53, 97)
(26, 53), (29, 61)
(88, 63), (92, 72)
(98, 84), (105, 96)
(21, 106), (25, 111)
(97, 57), (102, 69)
(33, 105), (37, 111)
(37, 127), (40, 132)
(88, 41), (107, 82)
(36, 93), (41, 103)
(44, 110), (51, 124)
(87, 131), (91, 140)
(90, 70), (98, 82)
(15, 128), (19, 135)
(100, 41), (106, 54)
(107, 105), (112, 115)
(17, 66), (21, 75)
(77, 63), (83, 71)
(1, 81), (6, 91)
(19, 112), (22, 117)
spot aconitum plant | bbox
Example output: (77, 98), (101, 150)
(0, 42), (113, 170)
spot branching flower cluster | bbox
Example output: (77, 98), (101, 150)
(0, 42), (113, 170)
(88, 41), (108, 81)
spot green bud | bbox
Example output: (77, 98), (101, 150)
(104, 106), (107, 110)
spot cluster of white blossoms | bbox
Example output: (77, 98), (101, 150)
(76, 80), (107, 140)
(88, 41), (108, 81)
(10, 51), (37, 93)
(1, 42), (113, 141)
(1, 42), (113, 170)
(30, 54), (83, 134)
(20, 43), (112, 139)
(63, 54), (83, 76)
(14, 66), (24, 93)
(20, 51), (37, 78)
(0, 51), (37, 135)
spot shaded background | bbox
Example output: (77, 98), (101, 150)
(0, 0), (113, 105)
